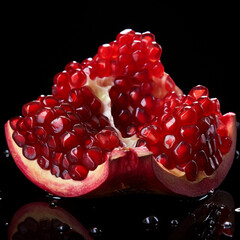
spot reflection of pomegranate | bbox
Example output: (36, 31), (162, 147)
(169, 190), (235, 239)
(5, 29), (236, 197)
(8, 201), (93, 240)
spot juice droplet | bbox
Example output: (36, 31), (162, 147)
(3, 149), (10, 158)
(170, 219), (179, 227)
(235, 207), (240, 213)
(89, 226), (102, 237)
(142, 215), (160, 231)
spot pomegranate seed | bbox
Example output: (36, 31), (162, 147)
(189, 85), (209, 100)
(33, 126), (47, 140)
(180, 125), (200, 144)
(50, 116), (71, 134)
(61, 170), (71, 180)
(116, 29), (135, 45)
(141, 125), (159, 144)
(98, 43), (113, 59)
(60, 132), (78, 150)
(114, 77), (129, 91)
(164, 75), (175, 92)
(62, 155), (70, 169)
(76, 105), (92, 121)
(69, 165), (88, 180)
(41, 142), (51, 158)
(35, 107), (55, 125)
(24, 117), (36, 130)
(191, 101), (204, 118)
(173, 141), (192, 165)
(204, 157), (216, 176)
(194, 150), (208, 170)
(129, 86), (142, 106)
(67, 146), (84, 164)
(163, 135), (176, 149)
(69, 69), (87, 88)
(96, 59), (111, 77)
(110, 41), (119, 58)
(141, 31), (155, 46)
(52, 83), (70, 99)
(13, 131), (26, 147)
(135, 107), (150, 124)
(10, 116), (23, 130)
(23, 145), (38, 160)
(162, 115), (177, 132)
(51, 165), (61, 177)
(149, 60), (164, 78)
(198, 96), (214, 115)
(65, 61), (82, 72)
(37, 156), (51, 169)
(177, 106), (197, 125)
(53, 71), (70, 85)
(220, 136), (232, 154)
(132, 50), (147, 66)
(118, 109), (131, 123)
(156, 153), (174, 170)
(185, 160), (198, 181)
(43, 96), (59, 107)
(47, 135), (60, 150)
(140, 94), (155, 110)
(52, 152), (64, 166)
(146, 42), (162, 62)
(86, 147), (103, 166)
(22, 101), (42, 117)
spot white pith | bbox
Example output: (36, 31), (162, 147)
(85, 73), (139, 148)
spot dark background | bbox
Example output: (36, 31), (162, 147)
(1, 2), (239, 239)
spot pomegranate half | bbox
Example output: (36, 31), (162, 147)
(5, 29), (237, 197)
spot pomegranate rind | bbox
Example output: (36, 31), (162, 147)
(5, 120), (110, 197)
(152, 112), (237, 197)
(8, 201), (93, 240)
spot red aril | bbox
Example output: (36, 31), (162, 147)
(5, 30), (237, 197)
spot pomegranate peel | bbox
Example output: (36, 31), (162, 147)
(5, 29), (237, 197)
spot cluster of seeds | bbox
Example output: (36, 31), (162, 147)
(91, 29), (177, 137)
(84, 28), (164, 79)
(137, 85), (232, 181)
(51, 29), (177, 138)
(10, 87), (121, 180)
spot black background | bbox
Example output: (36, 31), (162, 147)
(0, 2), (239, 239)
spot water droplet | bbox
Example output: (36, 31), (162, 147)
(170, 219), (179, 228)
(49, 200), (58, 208)
(223, 221), (232, 229)
(142, 215), (160, 231)
(57, 223), (71, 233)
(89, 226), (102, 237)
(0, 190), (4, 201)
(3, 149), (10, 158)
(235, 150), (240, 160)
(209, 188), (215, 195)
(46, 192), (62, 200)
(235, 207), (240, 213)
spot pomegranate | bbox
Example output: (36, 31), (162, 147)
(5, 29), (237, 197)
(8, 201), (93, 239)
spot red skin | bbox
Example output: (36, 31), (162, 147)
(4, 112), (236, 198)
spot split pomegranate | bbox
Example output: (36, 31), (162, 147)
(5, 29), (237, 197)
